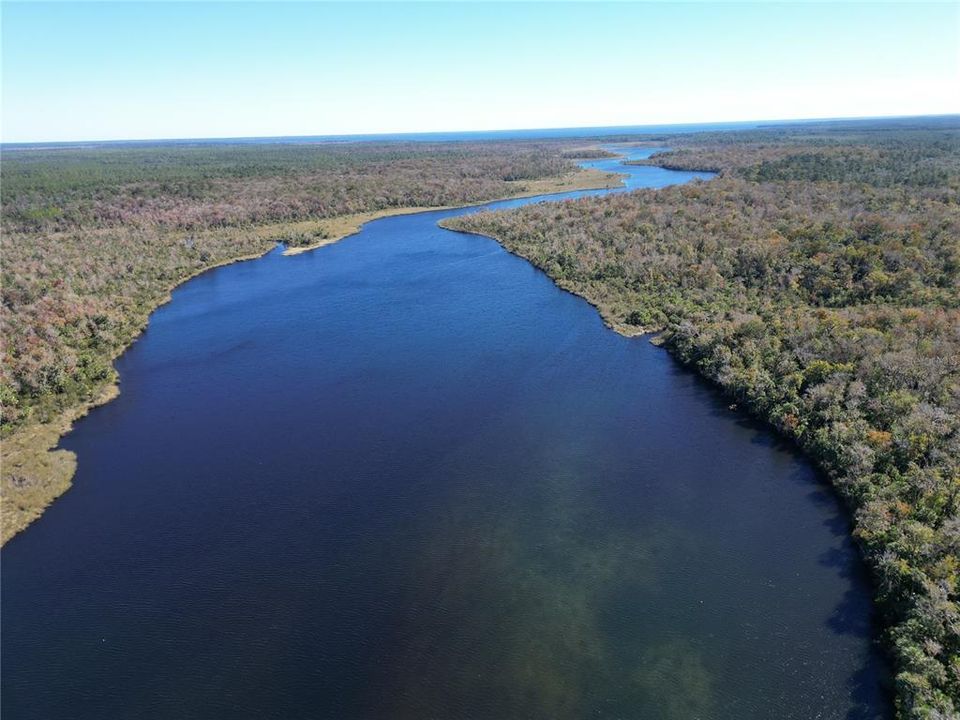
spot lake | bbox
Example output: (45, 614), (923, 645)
(1, 148), (889, 719)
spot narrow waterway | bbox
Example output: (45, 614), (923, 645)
(1, 148), (889, 719)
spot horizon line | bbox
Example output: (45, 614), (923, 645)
(3, 112), (958, 148)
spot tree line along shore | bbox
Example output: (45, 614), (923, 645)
(0, 139), (621, 543)
(445, 118), (960, 720)
(3, 119), (957, 719)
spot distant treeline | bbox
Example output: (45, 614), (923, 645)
(2, 141), (573, 233)
(559, 146), (620, 159)
(447, 122), (960, 719)
(631, 134), (960, 188)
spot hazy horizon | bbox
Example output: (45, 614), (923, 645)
(3, 112), (958, 148)
(3, 1), (957, 144)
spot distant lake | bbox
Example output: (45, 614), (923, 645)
(1, 148), (889, 719)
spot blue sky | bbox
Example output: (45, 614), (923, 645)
(2, 2), (958, 142)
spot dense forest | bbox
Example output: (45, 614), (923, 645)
(446, 122), (960, 719)
(1, 139), (595, 540)
(2, 142), (576, 233)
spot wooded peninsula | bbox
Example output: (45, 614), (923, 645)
(446, 118), (960, 719)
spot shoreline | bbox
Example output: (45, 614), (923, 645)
(437, 224), (651, 338)
(1, 247), (277, 544)
(1, 166), (624, 546)
(279, 168), (623, 257)
(438, 186), (928, 717)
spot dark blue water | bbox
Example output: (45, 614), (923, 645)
(1, 149), (889, 719)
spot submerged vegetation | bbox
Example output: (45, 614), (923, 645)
(446, 119), (960, 719)
(0, 139), (613, 540)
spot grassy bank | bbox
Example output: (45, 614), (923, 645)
(444, 119), (960, 719)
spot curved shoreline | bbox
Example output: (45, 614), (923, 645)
(3, 147), (898, 718)
(1, 247), (275, 544)
(280, 168), (623, 256)
(1, 166), (625, 545)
